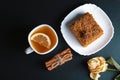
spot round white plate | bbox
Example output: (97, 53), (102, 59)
(60, 3), (114, 56)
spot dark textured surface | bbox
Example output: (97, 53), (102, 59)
(0, 0), (120, 80)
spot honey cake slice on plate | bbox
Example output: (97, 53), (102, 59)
(60, 3), (114, 56)
(70, 12), (103, 47)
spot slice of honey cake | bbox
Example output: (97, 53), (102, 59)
(70, 12), (103, 47)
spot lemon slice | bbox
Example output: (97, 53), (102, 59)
(31, 33), (51, 49)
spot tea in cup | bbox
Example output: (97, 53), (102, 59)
(25, 24), (58, 55)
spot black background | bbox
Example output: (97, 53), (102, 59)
(0, 0), (120, 80)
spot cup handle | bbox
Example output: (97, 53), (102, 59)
(25, 47), (34, 54)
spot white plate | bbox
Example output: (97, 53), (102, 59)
(60, 3), (114, 56)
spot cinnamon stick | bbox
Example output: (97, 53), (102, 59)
(45, 48), (73, 71)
